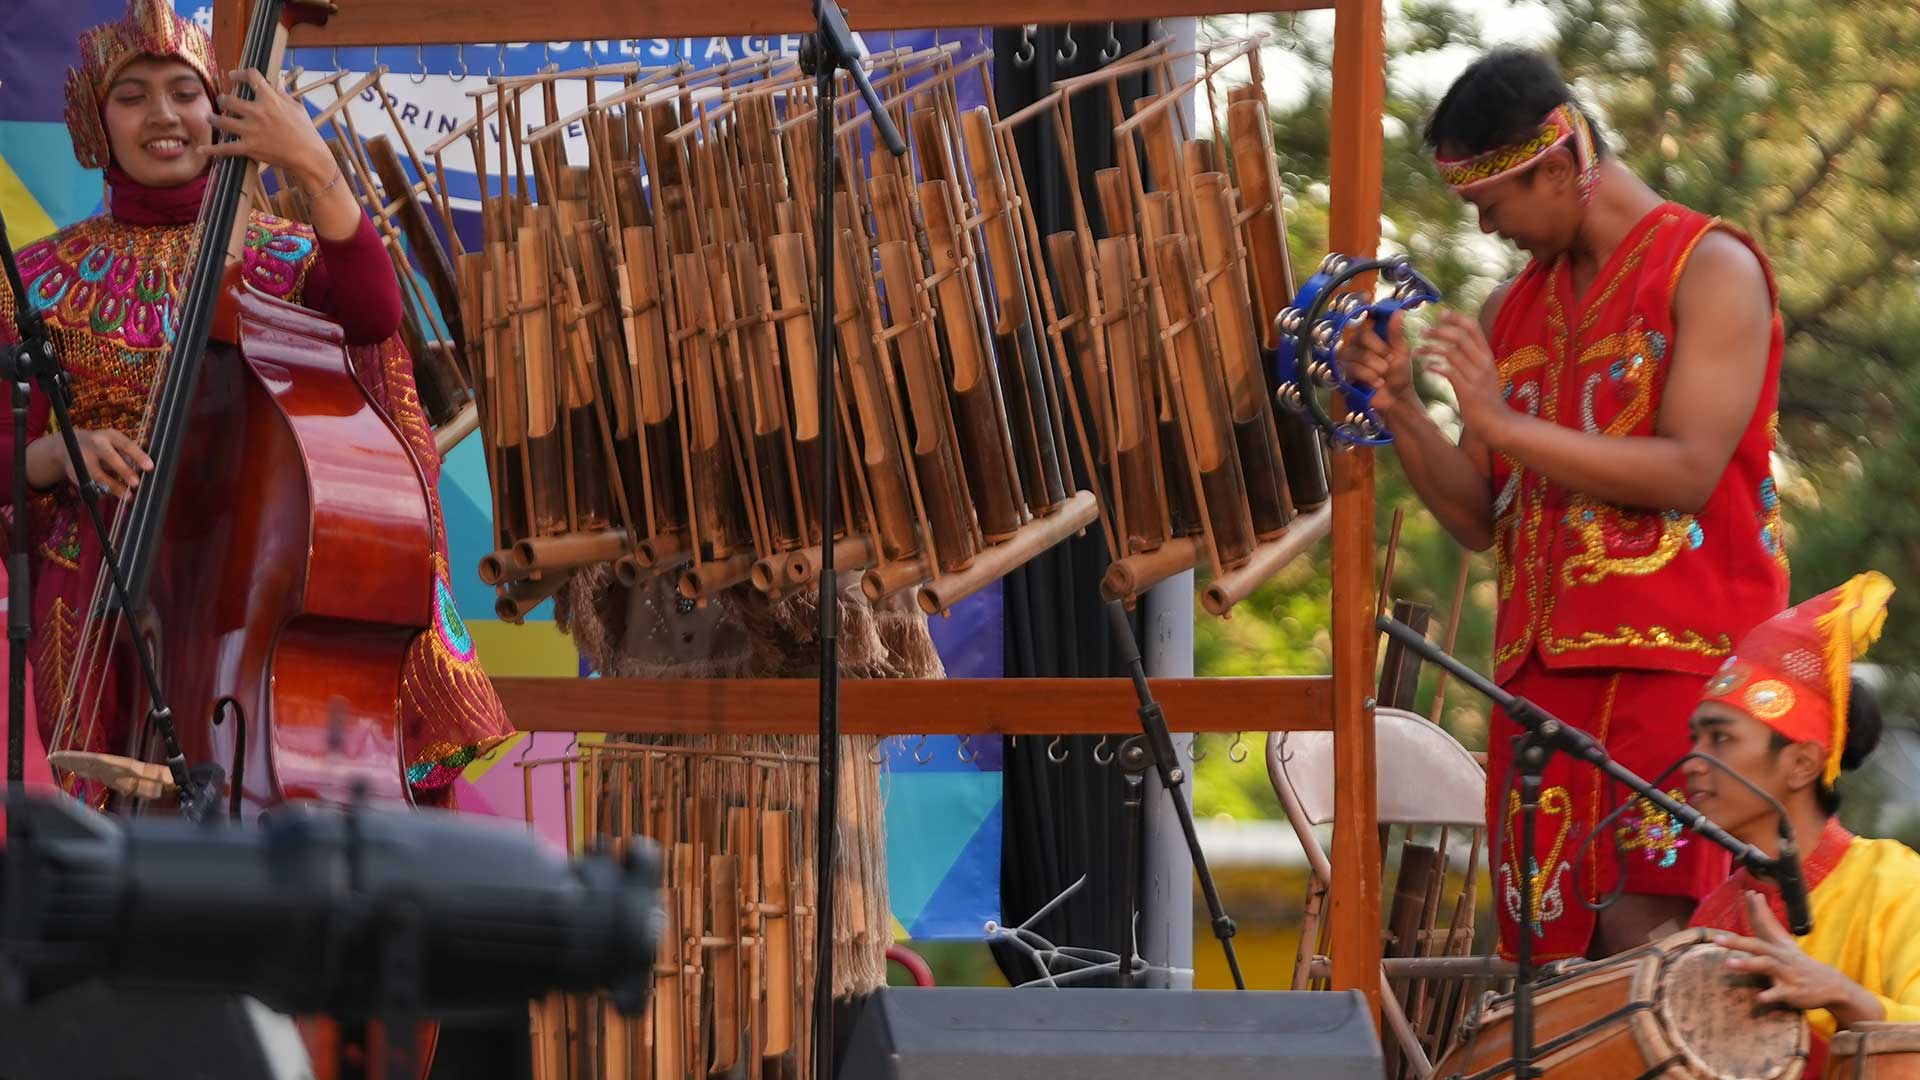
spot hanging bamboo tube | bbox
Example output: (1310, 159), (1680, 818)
(1190, 170), (1292, 539)
(364, 134), (471, 424)
(945, 106), (1069, 518)
(732, 241), (805, 558)
(621, 224), (690, 563)
(515, 202), (570, 538)
(1095, 236), (1170, 557)
(672, 251), (752, 565)
(917, 178), (1022, 543)
(828, 221), (919, 567)
(869, 238), (977, 595)
(1227, 86), (1326, 509)
(1155, 234), (1256, 572)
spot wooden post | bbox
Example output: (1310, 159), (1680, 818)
(1327, 0), (1387, 1027)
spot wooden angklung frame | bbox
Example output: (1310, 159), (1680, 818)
(215, 0), (1392, 1036)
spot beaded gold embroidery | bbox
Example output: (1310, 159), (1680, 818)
(34, 598), (76, 720)
(1545, 624), (1734, 658)
(1616, 788), (1691, 868)
(1559, 500), (1700, 587)
(1500, 785), (1574, 933)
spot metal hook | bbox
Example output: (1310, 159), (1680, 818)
(1047, 735), (1069, 764)
(1014, 25), (1036, 68)
(450, 43), (468, 83)
(1190, 738), (1208, 763)
(1101, 23), (1122, 63)
(543, 41), (553, 69)
(372, 45), (381, 73)
(958, 735), (978, 765)
(1057, 26), (1078, 65)
(867, 738), (887, 765)
(913, 734), (933, 766)
(330, 46), (341, 74)
(1228, 732), (1249, 764)
(412, 44), (429, 84)
(494, 42), (506, 78)
(1093, 736), (1114, 766)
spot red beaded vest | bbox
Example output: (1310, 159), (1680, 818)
(1486, 202), (1789, 685)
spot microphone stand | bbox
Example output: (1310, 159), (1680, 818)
(0, 211), (221, 825)
(0, 219), (32, 813)
(1375, 615), (1795, 1079)
(1107, 601), (1245, 990)
(796, 10), (904, 1080)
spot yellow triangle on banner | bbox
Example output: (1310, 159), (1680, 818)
(0, 153), (57, 246)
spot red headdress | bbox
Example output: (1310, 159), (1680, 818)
(1702, 571), (1897, 785)
(65, 0), (222, 169)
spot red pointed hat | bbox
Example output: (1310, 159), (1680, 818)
(1702, 571), (1896, 785)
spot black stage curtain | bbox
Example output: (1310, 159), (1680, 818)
(990, 21), (1157, 989)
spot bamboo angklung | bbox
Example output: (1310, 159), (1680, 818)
(409, 43), (1363, 622)
(983, 33), (1330, 614)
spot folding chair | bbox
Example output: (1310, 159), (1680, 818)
(1268, 708), (1511, 1078)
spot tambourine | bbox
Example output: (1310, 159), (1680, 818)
(1271, 253), (1440, 447)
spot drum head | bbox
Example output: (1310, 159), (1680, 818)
(1645, 936), (1807, 1079)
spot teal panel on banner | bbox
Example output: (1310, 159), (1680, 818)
(0, 1), (1003, 942)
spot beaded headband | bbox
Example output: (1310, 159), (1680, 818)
(1433, 102), (1599, 204)
(65, 0), (222, 169)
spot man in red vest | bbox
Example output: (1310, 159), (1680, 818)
(1343, 49), (1788, 961)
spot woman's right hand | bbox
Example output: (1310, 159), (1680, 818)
(27, 429), (154, 499)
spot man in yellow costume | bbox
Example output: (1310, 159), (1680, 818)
(1681, 571), (1920, 1072)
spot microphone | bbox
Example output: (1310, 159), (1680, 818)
(0, 790), (662, 1017)
(1772, 820), (1814, 936)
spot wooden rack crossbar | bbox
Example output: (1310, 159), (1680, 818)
(218, 0), (1389, 1026)
(494, 675), (1333, 736)
(222, 0), (1337, 50)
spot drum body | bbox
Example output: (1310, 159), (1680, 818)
(1436, 930), (1808, 1079)
(1827, 1023), (1920, 1079)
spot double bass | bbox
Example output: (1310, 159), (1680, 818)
(42, 0), (441, 1072)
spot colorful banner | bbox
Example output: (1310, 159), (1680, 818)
(0, 1), (1001, 941)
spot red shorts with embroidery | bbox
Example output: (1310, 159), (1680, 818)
(1488, 656), (1731, 961)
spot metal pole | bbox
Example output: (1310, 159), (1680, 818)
(1140, 569), (1195, 989)
(1137, 15), (1200, 993)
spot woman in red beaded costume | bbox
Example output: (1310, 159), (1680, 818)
(0, 0), (511, 804)
(1342, 48), (1789, 961)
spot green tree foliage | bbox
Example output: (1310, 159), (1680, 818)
(1193, 0), (1920, 821)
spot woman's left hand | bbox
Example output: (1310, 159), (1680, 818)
(201, 68), (339, 195)
(1714, 891), (1887, 1029)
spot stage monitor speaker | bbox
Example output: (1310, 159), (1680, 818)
(837, 986), (1384, 1079)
